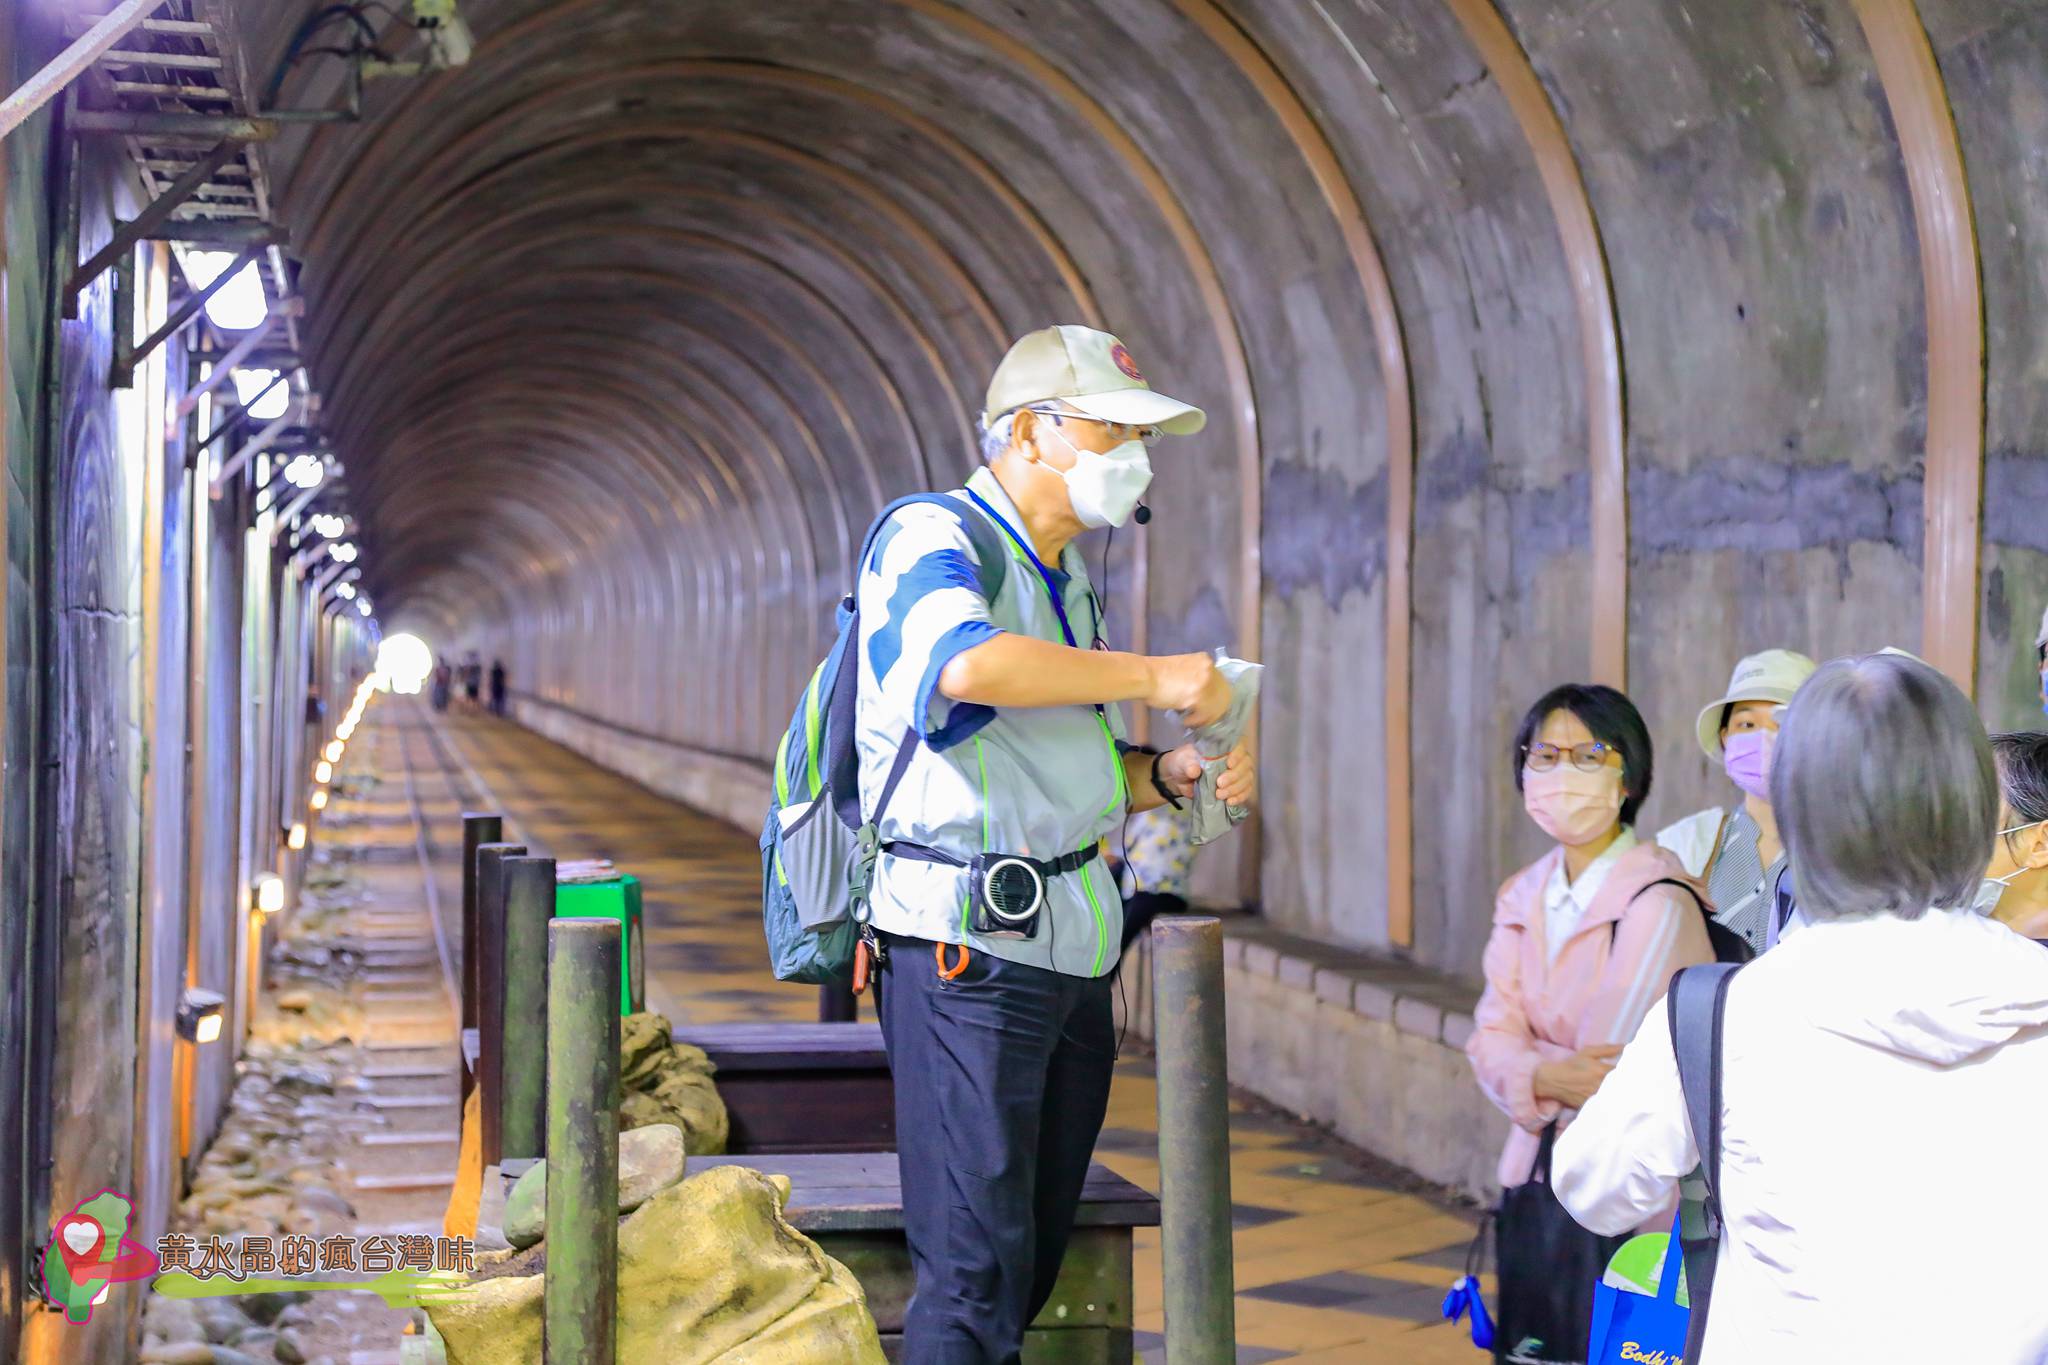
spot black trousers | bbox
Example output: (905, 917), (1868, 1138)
(875, 932), (1116, 1365)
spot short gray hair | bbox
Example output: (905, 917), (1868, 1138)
(979, 411), (1017, 462)
(1773, 653), (1996, 921)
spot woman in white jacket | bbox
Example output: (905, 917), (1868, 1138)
(1553, 653), (2048, 1363)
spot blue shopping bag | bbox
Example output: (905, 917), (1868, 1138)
(1587, 1211), (1690, 1364)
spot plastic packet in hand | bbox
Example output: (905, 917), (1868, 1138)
(1187, 652), (1261, 845)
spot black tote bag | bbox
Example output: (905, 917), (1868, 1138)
(1491, 1122), (1627, 1365)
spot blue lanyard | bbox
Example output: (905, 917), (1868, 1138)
(966, 490), (1090, 650)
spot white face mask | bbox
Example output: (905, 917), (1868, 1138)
(1041, 422), (1153, 529)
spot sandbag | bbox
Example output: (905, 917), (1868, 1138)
(425, 1165), (884, 1365)
(617, 1011), (729, 1154)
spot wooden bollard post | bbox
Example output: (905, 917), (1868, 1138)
(1152, 917), (1235, 1362)
(546, 918), (621, 1364)
(459, 812), (502, 1104)
(499, 855), (556, 1161)
(474, 841), (526, 1168)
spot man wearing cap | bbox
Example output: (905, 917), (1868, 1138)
(1655, 648), (1818, 955)
(858, 325), (1257, 1361)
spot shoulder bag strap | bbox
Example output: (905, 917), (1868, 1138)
(1669, 961), (1739, 1353)
(1700, 807), (1733, 886)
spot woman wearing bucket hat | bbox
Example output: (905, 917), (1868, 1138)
(1654, 649), (1817, 956)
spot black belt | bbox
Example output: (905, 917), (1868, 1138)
(882, 841), (1100, 878)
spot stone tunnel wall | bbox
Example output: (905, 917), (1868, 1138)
(214, 0), (2048, 987)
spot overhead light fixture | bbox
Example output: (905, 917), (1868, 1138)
(232, 368), (290, 421)
(314, 760), (332, 784)
(330, 542), (358, 564)
(311, 789), (329, 812)
(336, 583), (356, 601)
(184, 252), (267, 331)
(255, 875), (285, 915)
(311, 513), (347, 538)
(358, 600), (372, 617)
(176, 988), (227, 1044)
(287, 822), (307, 851)
(325, 740), (344, 763)
(283, 454), (325, 490)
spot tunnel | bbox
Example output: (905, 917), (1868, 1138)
(0, 0), (2044, 1360)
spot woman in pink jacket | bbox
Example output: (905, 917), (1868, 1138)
(1465, 683), (1713, 1363)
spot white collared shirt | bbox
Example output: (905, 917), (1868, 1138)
(1542, 827), (1638, 964)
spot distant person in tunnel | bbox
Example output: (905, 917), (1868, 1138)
(489, 658), (507, 716)
(431, 661), (452, 713)
(461, 650), (482, 711)
(1655, 649), (1816, 958)
(1466, 684), (1713, 1365)
(861, 325), (1257, 1364)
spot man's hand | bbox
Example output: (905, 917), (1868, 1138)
(1146, 653), (1232, 729)
(1533, 1043), (1624, 1110)
(1156, 742), (1258, 807)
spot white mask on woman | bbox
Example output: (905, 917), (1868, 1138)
(1522, 765), (1624, 846)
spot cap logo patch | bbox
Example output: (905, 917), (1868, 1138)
(1110, 343), (1144, 383)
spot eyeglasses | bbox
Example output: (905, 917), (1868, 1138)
(1521, 741), (1615, 773)
(1027, 407), (1163, 447)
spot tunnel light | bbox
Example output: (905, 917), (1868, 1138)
(283, 454), (325, 490)
(287, 822), (307, 851)
(358, 600), (372, 617)
(336, 583), (356, 601)
(232, 368), (290, 421)
(184, 252), (267, 331)
(330, 542), (359, 565)
(311, 513), (347, 539)
(314, 760), (333, 784)
(311, 789), (329, 812)
(255, 875), (285, 915)
(325, 740), (344, 763)
(176, 988), (227, 1044)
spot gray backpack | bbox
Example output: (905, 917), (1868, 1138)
(1668, 961), (1741, 1360)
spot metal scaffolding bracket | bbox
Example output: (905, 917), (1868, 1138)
(212, 403), (298, 500)
(169, 313), (276, 428)
(0, 0), (164, 141)
(64, 138), (243, 318)
(70, 108), (278, 140)
(126, 243), (261, 374)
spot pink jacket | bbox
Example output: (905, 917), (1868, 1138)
(1466, 840), (1714, 1187)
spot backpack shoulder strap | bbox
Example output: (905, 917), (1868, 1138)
(1668, 962), (1740, 1206)
(830, 493), (1008, 831)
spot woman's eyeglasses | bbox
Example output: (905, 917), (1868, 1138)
(1521, 741), (1614, 773)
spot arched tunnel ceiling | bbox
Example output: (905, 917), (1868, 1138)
(223, 0), (1337, 649)
(208, 0), (2048, 973)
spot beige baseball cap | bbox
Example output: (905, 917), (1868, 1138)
(1695, 648), (1818, 758)
(982, 325), (1206, 436)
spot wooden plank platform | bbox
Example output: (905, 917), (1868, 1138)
(675, 1021), (894, 1153)
(689, 1153), (1158, 1234)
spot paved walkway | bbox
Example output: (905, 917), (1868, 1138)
(431, 709), (1492, 1362)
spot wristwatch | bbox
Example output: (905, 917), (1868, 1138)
(1149, 751), (1187, 811)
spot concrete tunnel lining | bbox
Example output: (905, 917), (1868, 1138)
(193, 0), (2048, 976)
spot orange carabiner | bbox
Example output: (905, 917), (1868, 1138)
(935, 942), (970, 981)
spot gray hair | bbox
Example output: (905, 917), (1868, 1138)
(979, 411), (1017, 462)
(1773, 653), (1996, 921)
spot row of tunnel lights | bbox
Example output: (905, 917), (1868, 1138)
(176, 674), (382, 1048)
(183, 254), (375, 622)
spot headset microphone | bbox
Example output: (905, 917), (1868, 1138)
(1134, 503), (1152, 526)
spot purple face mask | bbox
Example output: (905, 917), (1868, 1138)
(1723, 729), (1774, 802)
